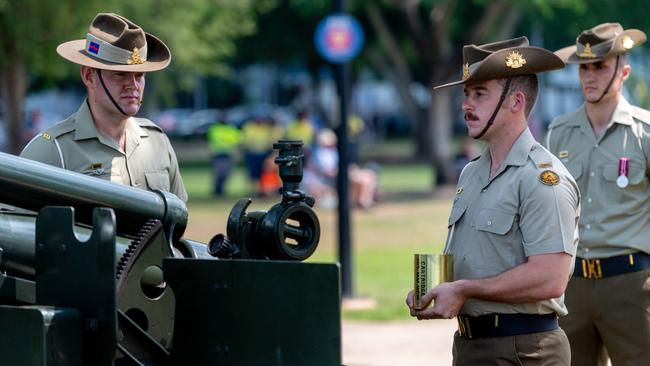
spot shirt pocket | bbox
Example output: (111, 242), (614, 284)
(475, 208), (516, 235)
(602, 162), (646, 186)
(145, 170), (171, 192)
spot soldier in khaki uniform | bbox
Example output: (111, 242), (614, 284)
(547, 23), (650, 366)
(20, 13), (187, 202)
(406, 37), (580, 365)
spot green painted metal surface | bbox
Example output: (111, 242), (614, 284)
(166, 258), (341, 365)
(0, 305), (82, 366)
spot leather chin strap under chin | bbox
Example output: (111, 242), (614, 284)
(591, 55), (620, 104)
(96, 69), (128, 116)
(474, 77), (512, 140)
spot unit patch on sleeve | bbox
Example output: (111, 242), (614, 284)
(539, 170), (560, 186)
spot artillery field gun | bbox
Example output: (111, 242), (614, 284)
(0, 140), (340, 365)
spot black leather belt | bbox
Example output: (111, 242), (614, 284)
(456, 313), (558, 339)
(573, 252), (650, 279)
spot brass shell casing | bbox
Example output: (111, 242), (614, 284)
(413, 254), (454, 310)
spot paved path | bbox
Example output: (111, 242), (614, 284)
(342, 319), (457, 366)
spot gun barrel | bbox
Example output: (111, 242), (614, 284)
(0, 152), (187, 240)
(0, 211), (131, 278)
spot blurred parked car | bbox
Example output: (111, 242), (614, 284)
(188, 109), (224, 137)
(151, 108), (194, 138)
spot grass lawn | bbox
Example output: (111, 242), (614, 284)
(180, 160), (453, 322)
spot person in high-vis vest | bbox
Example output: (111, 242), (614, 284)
(20, 13), (187, 202)
(207, 117), (241, 196)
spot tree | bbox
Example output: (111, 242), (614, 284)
(0, 0), (271, 154)
(362, 0), (650, 186)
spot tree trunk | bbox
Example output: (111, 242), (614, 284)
(0, 58), (26, 155)
(429, 85), (455, 186)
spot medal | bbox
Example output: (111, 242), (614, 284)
(616, 157), (629, 188)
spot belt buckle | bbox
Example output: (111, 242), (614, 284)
(457, 316), (473, 339)
(581, 258), (603, 279)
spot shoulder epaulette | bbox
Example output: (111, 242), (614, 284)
(631, 106), (650, 125)
(42, 117), (75, 139)
(548, 108), (582, 129)
(529, 143), (555, 168)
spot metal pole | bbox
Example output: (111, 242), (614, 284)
(335, 0), (353, 298)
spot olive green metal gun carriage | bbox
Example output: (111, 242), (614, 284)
(0, 140), (341, 365)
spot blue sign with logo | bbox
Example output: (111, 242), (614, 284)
(314, 14), (365, 64)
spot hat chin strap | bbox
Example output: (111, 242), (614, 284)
(590, 55), (620, 104)
(474, 77), (512, 140)
(96, 69), (129, 116)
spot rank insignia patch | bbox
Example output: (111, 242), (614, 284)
(539, 170), (560, 186)
(537, 162), (552, 169)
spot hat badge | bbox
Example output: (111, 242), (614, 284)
(462, 63), (470, 80)
(622, 35), (634, 49)
(127, 47), (145, 65)
(505, 51), (526, 69)
(578, 43), (597, 58)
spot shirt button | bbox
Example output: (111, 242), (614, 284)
(482, 188), (488, 193)
(487, 220), (492, 226)
(587, 198), (592, 203)
(586, 224), (591, 229)
(590, 171), (595, 177)
(584, 248), (590, 252)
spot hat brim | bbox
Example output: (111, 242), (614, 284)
(57, 32), (171, 72)
(434, 46), (564, 89)
(555, 29), (646, 64)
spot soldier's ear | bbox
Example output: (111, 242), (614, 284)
(80, 66), (95, 88)
(621, 64), (632, 82)
(508, 91), (526, 115)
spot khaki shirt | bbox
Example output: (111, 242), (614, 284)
(449, 129), (580, 316)
(546, 98), (650, 258)
(20, 101), (187, 202)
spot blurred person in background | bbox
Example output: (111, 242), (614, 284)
(453, 138), (481, 182)
(207, 113), (241, 196)
(286, 109), (315, 155)
(20, 13), (187, 202)
(304, 128), (378, 210)
(547, 23), (650, 366)
(407, 37), (579, 365)
(241, 115), (276, 195)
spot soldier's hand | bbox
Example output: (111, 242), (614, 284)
(405, 290), (417, 315)
(416, 281), (466, 320)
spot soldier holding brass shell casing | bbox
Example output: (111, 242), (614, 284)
(406, 37), (580, 365)
(20, 13), (187, 202)
(546, 23), (650, 366)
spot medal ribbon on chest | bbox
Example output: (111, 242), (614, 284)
(616, 157), (629, 188)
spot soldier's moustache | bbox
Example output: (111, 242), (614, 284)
(464, 113), (479, 121)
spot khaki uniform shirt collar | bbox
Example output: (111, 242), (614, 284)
(125, 118), (147, 158)
(609, 97), (635, 127)
(568, 97), (636, 129)
(476, 128), (535, 186)
(73, 99), (148, 155)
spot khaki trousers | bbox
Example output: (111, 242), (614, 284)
(560, 269), (650, 366)
(452, 328), (570, 365)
